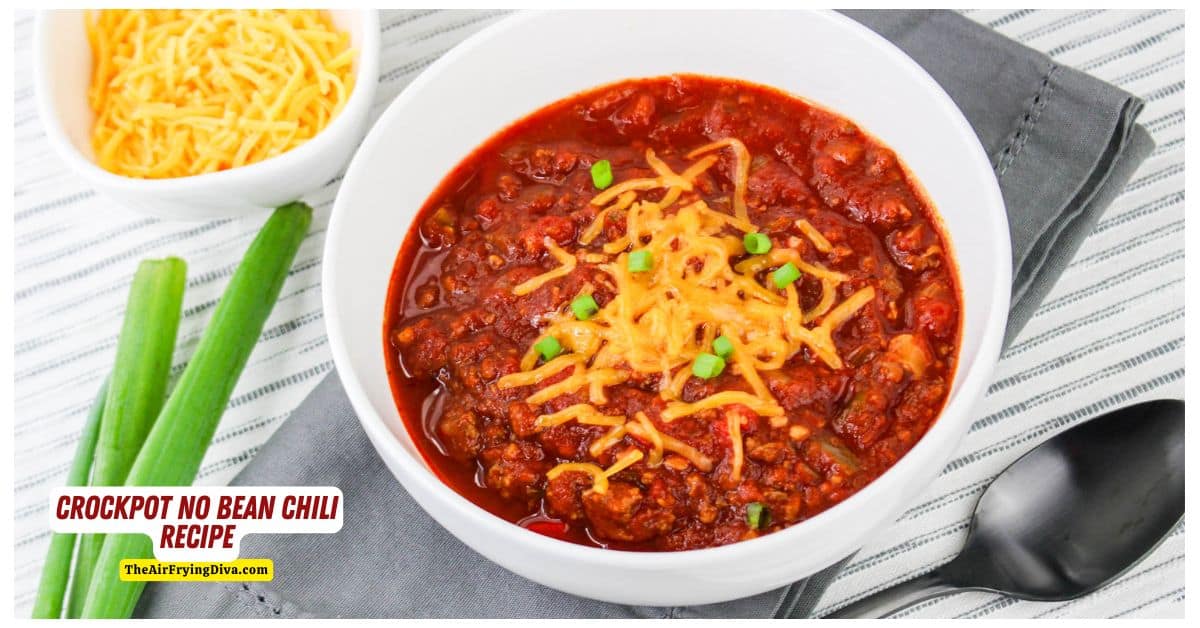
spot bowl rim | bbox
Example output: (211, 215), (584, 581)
(32, 8), (382, 192)
(325, 8), (1012, 571)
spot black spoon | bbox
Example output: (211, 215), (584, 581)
(827, 398), (1184, 618)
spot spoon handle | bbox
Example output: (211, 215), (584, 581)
(824, 570), (960, 618)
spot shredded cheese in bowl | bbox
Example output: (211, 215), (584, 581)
(86, 9), (355, 179)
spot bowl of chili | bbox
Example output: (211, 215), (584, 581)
(325, 10), (1010, 606)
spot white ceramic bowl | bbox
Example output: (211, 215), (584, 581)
(33, 9), (380, 221)
(325, 10), (1011, 606)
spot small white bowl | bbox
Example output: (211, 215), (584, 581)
(326, 10), (1011, 607)
(33, 9), (380, 221)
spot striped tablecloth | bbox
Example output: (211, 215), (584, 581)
(12, 9), (1184, 618)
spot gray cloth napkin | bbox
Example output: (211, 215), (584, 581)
(136, 9), (1153, 619)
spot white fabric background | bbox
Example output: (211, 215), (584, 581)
(12, 9), (1184, 618)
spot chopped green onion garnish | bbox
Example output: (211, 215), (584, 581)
(628, 250), (653, 272)
(571, 294), (600, 320)
(712, 335), (734, 359)
(534, 336), (562, 361)
(743, 232), (772, 255)
(692, 353), (726, 379)
(772, 261), (801, 289)
(591, 160), (614, 190)
(746, 502), (767, 529)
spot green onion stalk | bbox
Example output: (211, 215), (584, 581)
(80, 202), (311, 619)
(68, 257), (187, 617)
(30, 378), (109, 618)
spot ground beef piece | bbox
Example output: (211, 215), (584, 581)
(582, 481), (676, 543)
(804, 435), (861, 479)
(612, 92), (657, 137)
(764, 364), (845, 414)
(438, 232), (495, 303)
(515, 214), (577, 258)
(747, 441), (790, 464)
(585, 86), (636, 119)
(507, 401), (540, 439)
(538, 423), (593, 459)
(833, 358), (907, 450)
(824, 180), (914, 228)
(810, 131), (916, 229)
(480, 441), (549, 505)
(435, 399), (481, 461)
(747, 157), (813, 207)
(886, 223), (941, 272)
(419, 205), (458, 248)
(892, 377), (947, 439)
(648, 108), (707, 146)
(684, 473), (719, 524)
(544, 471), (594, 522)
(446, 333), (506, 393)
(506, 145), (580, 184)
(911, 275), (959, 340)
(413, 276), (440, 309)
(392, 317), (448, 379)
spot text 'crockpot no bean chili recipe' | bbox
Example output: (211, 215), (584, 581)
(384, 75), (961, 551)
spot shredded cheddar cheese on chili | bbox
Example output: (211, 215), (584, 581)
(86, 9), (354, 178)
(500, 144), (877, 486)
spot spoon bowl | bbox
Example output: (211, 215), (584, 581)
(830, 399), (1184, 617)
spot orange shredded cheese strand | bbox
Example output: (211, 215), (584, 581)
(588, 424), (628, 458)
(820, 286), (877, 333)
(662, 391), (784, 423)
(546, 463), (609, 494)
(625, 421), (714, 472)
(581, 191), (636, 245)
(526, 371), (587, 405)
(86, 9), (354, 178)
(633, 412), (664, 467)
(604, 449), (644, 477)
(687, 138), (751, 222)
(591, 178), (671, 207)
(586, 368), (630, 404)
(590, 150), (717, 207)
(512, 237), (577, 296)
(645, 149), (693, 189)
(546, 449), (644, 495)
(497, 355), (583, 389)
(734, 248), (849, 283)
(722, 331), (772, 400)
(728, 412), (745, 483)
(796, 219), (833, 253)
(805, 278), (840, 324)
(536, 404), (627, 429)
